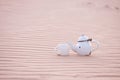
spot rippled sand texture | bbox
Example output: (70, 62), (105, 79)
(0, 0), (120, 80)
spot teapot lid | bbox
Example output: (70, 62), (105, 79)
(78, 34), (89, 42)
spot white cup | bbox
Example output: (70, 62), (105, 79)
(55, 43), (70, 56)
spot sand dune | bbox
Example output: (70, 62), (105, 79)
(0, 0), (120, 80)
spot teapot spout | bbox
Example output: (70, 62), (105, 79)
(67, 42), (77, 52)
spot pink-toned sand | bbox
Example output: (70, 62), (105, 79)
(0, 0), (120, 80)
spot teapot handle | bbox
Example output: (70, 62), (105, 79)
(91, 39), (99, 52)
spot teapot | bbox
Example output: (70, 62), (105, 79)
(67, 34), (99, 56)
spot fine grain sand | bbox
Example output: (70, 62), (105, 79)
(0, 0), (120, 80)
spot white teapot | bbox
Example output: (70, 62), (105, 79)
(67, 35), (99, 56)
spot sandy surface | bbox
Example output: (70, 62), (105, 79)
(0, 0), (120, 80)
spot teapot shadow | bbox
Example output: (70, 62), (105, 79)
(56, 53), (95, 59)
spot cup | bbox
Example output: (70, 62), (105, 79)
(55, 43), (70, 56)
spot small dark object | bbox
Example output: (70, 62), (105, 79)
(115, 7), (119, 10)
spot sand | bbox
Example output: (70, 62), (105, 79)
(0, 0), (120, 80)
